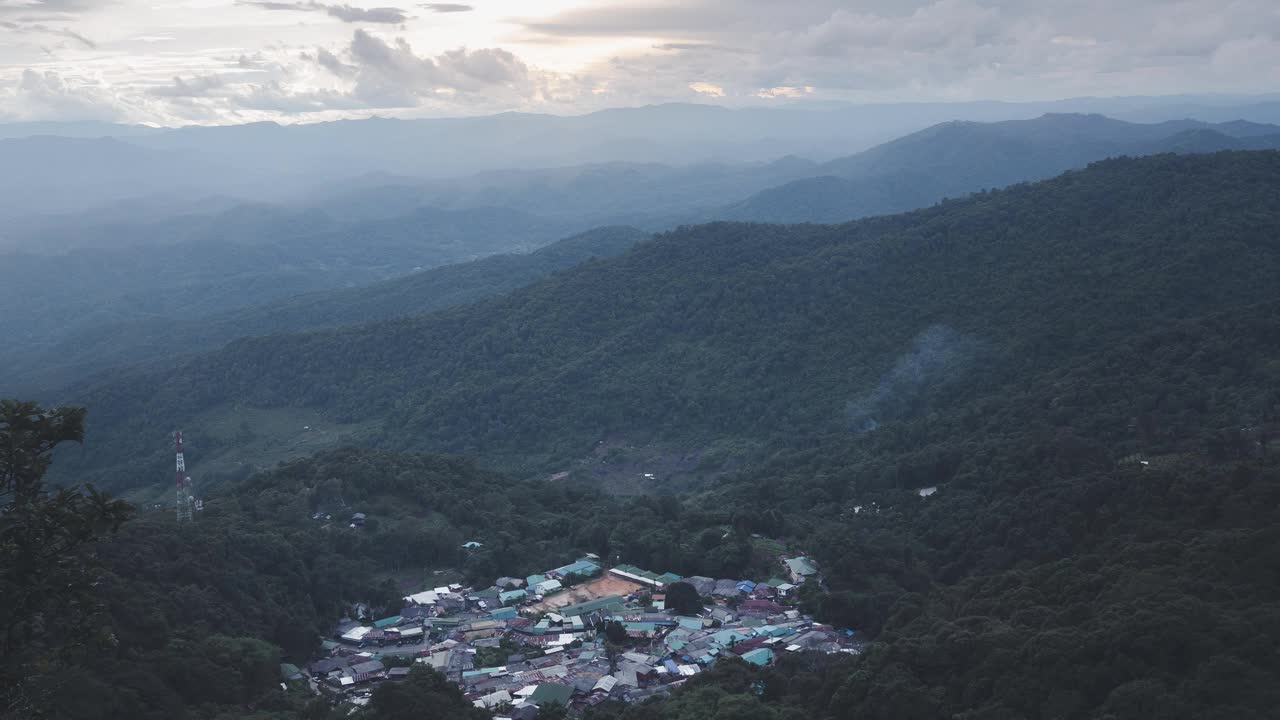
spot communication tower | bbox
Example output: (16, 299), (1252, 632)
(175, 430), (194, 522)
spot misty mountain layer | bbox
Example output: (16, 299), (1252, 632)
(51, 152), (1280, 496)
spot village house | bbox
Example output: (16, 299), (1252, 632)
(321, 557), (861, 712)
(784, 556), (818, 584)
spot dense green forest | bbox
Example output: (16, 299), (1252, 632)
(2, 226), (646, 395)
(8, 151), (1280, 718)
(11, 114), (1278, 399)
(0, 204), (579, 396)
(3, 418), (779, 719)
(56, 152), (1280, 494)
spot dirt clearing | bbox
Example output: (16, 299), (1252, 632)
(529, 574), (647, 613)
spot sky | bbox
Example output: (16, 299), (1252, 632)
(1, 0), (1278, 125)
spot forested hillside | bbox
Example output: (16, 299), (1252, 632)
(0, 205), (580, 395)
(12, 151), (1280, 720)
(724, 114), (1280, 222)
(2, 226), (646, 394)
(12, 438), (777, 720)
(13, 115), (1277, 400)
(56, 152), (1280, 495)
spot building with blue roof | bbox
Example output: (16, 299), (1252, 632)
(741, 648), (774, 666)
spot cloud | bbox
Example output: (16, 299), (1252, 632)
(514, 0), (1280, 101)
(234, 81), (368, 112)
(754, 85), (814, 98)
(0, 19), (96, 48)
(687, 81), (723, 97)
(419, 2), (470, 12)
(314, 47), (357, 79)
(517, 3), (731, 39)
(239, 0), (410, 24)
(6, 0), (1280, 124)
(148, 74), (226, 97)
(5, 68), (130, 121)
(322, 29), (542, 105)
(0, 0), (109, 15)
(653, 42), (747, 53)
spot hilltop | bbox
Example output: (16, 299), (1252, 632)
(16, 149), (1280, 720)
(53, 151), (1280, 496)
(723, 114), (1280, 222)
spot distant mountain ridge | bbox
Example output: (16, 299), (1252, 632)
(8, 112), (1279, 403)
(51, 151), (1280, 494)
(5, 97), (1280, 220)
(0, 204), (584, 395)
(722, 114), (1280, 223)
(0, 226), (647, 394)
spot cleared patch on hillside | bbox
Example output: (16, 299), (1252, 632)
(528, 574), (646, 614)
(191, 405), (379, 485)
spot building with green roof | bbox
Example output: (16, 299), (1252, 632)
(530, 683), (574, 706)
(784, 557), (818, 582)
(551, 559), (602, 578)
(557, 594), (625, 617)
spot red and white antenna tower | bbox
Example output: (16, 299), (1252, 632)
(175, 430), (194, 522)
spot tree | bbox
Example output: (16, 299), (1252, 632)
(0, 400), (132, 718)
(604, 619), (628, 645)
(666, 581), (703, 616)
(364, 666), (486, 720)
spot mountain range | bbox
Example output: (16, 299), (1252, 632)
(4, 96), (1280, 220)
(50, 151), (1280, 500)
(6, 113), (1280, 401)
(9, 125), (1280, 718)
(723, 114), (1280, 222)
(0, 226), (647, 393)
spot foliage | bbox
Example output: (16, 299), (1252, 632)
(665, 581), (703, 615)
(59, 152), (1280, 495)
(16, 151), (1280, 718)
(0, 401), (132, 719)
(359, 666), (486, 720)
(1, 226), (646, 395)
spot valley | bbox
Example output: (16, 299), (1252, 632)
(4, 109), (1280, 720)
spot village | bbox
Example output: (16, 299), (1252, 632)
(302, 546), (862, 717)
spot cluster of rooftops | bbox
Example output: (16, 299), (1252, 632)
(308, 554), (839, 716)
